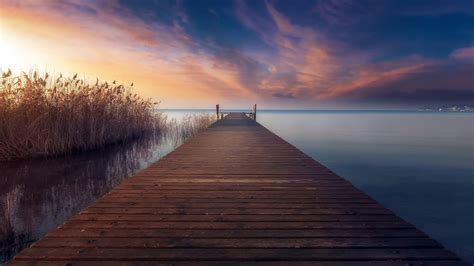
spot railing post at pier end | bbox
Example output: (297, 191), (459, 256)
(253, 104), (257, 121)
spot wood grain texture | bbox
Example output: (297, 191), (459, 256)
(8, 113), (466, 265)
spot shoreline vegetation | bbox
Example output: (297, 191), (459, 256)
(0, 69), (215, 161)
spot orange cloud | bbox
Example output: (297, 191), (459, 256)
(260, 2), (345, 98)
(248, 2), (441, 105)
(0, 0), (258, 108)
(318, 57), (432, 99)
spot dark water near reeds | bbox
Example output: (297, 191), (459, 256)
(1, 110), (473, 263)
(0, 133), (175, 263)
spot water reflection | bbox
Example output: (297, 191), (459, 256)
(0, 133), (174, 263)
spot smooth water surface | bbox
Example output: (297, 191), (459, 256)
(1, 110), (473, 263)
(257, 110), (474, 263)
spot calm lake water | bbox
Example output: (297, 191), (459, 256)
(1, 110), (473, 263)
(257, 110), (474, 264)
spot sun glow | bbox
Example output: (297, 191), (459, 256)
(0, 25), (48, 74)
(0, 30), (25, 72)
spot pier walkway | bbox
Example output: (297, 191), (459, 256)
(9, 113), (466, 265)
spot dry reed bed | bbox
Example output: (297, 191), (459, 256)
(0, 70), (215, 160)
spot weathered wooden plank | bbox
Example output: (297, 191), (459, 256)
(59, 220), (412, 230)
(81, 207), (393, 215)
(88, 202), (384, 209)
(14, 247), (459, 261)
(116, 183), (354, 188)
(105, 192), (372, 199)
(115, 185), (356, 190)
(70, 214), (400, 222)
(105, 191), (367, 196)
(45, 228), (429, 238)
(6, 261), (469, 266)
(34, 237), (441, 248)
(97, 198), (375, 204)
(125, 177), (342, 183)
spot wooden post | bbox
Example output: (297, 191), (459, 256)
(253, 104), (257, 121)
(216, 104), (220, 120)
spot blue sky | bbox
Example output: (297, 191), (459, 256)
(1, 0), (473, 108)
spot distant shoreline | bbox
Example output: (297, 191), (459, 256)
(159, 108), (474, 113)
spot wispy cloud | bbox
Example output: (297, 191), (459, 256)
(450, 46), (474, 60)
(0, 0), (472, 108)
(335, 60), (474, 106)
(312, 0), (374, 26)
(236, 1), (473, 106)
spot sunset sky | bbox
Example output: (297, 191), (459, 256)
(1, 0), (473, 109)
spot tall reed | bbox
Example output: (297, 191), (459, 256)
(164, 113), (216, 146)
(0, 70), (165, 160)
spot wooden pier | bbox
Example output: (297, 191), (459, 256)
(9, 112), (466, 265)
